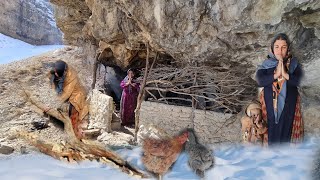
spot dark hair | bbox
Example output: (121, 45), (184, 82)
(55, 60), (67, 77)
(271, 33), (291, 54)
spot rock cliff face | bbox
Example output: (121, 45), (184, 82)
(50, 0), (320, 140)
(0, 0), (62, 45)
(50, 0), (91, 45)
(51, 0), (319, 66)
(51, 1), (320, 91)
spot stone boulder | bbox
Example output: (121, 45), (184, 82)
(0, 144), (14, 155)
(88, 89), (114, 133)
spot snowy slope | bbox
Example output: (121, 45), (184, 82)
(0, 33), (64, 64)
(0, 137), (318, 180)
(0, 33), (33, 48)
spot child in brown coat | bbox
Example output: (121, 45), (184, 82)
(241, 102), (268, 146)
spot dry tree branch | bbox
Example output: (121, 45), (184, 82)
(134, 44), (159, 142)
(145, 89), (158, 100)
(21, 89), (149, 178)
(91, 52), (101, 89)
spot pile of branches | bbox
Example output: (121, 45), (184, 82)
(143, 64), (256, 114)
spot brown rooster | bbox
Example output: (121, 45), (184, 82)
(142, 130), (189, 180)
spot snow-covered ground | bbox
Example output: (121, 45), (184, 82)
(0, 137), (318, 180)
(0, 33), (63, 64)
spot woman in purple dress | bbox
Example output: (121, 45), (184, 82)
(120, 69), (140, 126)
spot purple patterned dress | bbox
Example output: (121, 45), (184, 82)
(120, 77), (140, 126)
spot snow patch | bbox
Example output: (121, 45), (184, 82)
(0, 137), (317, 179)
(0, 33), (64, 64)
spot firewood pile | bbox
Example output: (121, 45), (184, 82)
(143, 63), (256, 113)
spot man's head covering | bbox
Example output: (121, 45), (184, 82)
(55, 60), (67, 77)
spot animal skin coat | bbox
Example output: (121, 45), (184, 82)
(59, 66), (89, 121)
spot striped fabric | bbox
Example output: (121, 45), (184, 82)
(259, 90), (304, 144)
(290, 95), (304, 143)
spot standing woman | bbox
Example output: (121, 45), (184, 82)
(256, 33), (304, 145)
(120, 69), (140, 126)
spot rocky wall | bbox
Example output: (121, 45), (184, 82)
(139, 101), (240, 144)
(0, 0), (62, 45)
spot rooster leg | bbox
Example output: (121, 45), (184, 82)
(158, 174), (163, 180)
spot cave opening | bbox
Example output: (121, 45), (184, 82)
(93, 47), (256, 114)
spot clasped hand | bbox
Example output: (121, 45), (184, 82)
(274, 55), (289, 80)
(126, 78), (136, 86)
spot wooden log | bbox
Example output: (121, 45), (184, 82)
(16, 131), (149, 178)
(91, 52), (101, 89)
(21, 90), (149, 178)
(134, 45), (158, 142)
(23, 90), (77, 140)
